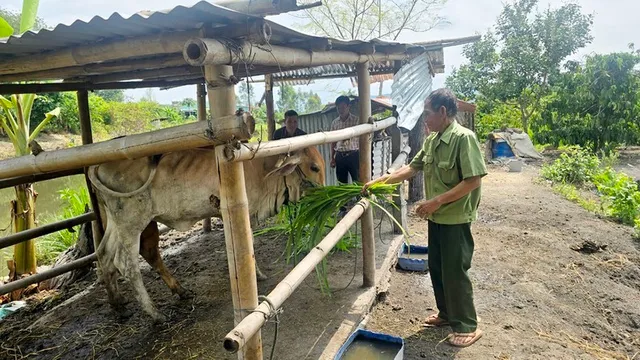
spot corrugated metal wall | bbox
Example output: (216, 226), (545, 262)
(298, 109), (393, 185)
(392, 53), (434, 131)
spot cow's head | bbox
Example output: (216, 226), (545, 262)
(265, 146), (325, 202)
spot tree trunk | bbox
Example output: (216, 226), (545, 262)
(11, 183), (37, 277)
(408, 123), (425, 203)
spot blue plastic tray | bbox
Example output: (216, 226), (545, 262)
(334, 328), (404, 360)
(396, 243), (429, 272)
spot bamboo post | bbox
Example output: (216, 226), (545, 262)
(357, 62), (376, 287)
(388, 125), (409, 233)
(206, 64), (262, 360)
(0, 115), (248, 179)
(222, 118), (396, 162)
(77, 90), (105, 249)
(265, 75), (275, 140)
(223, 200), (370, 353)
(197, 83), (212, 233)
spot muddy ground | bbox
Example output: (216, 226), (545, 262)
(0, 215), (397, 360)
(369, 163), (640, 359)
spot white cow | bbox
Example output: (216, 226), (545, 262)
(88, 139), (324, 322)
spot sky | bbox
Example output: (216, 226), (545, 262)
(3, 0), (640, 106)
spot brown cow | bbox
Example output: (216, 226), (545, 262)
(88, 145), (325, 322)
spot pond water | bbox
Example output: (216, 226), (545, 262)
(0, 175), (86, 277)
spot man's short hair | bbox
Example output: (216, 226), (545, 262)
(284, 110), (298, 118)
(335, 95), (351, 106)
(427, 88), (458, 118)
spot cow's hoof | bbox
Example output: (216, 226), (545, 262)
(177, 288), (194, 300)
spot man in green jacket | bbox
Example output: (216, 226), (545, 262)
(364, 88), (486, 347)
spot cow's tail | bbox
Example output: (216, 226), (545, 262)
(88, 162), (158, 198)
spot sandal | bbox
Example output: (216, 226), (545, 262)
(446, 330), (483, 348)
(422, 314), (449, 327)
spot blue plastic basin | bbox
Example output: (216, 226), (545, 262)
(396, 243), (429, 272)
(334, 329), (404, 360)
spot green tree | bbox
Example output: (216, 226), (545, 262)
(446, 0), (593, 131)
(236, 81), (254, 110)
(277, 84), (299, 112)
(94, 89), (125, 102)
(531, 51), (640, 152)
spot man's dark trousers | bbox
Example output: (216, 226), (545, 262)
(428, 220), (478, 333)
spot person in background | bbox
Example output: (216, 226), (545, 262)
(272, 110), (307, 140)
(330, 96), (361, 217)
(363, 88), (486, 348)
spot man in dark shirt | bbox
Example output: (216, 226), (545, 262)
(272, 110), (307, 140)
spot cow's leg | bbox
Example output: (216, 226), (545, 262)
(96, 223), (127, 307)
(139, 221), (193, 300)
(114, 227), (166, 323)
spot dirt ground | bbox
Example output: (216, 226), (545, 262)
(0, 133), (81, 161)
(368, 163), (640, 359)
(0, 215), (398, 360)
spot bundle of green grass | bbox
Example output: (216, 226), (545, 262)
(256, 182), (406, 293)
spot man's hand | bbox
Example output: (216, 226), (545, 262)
(362, 174), (389, 195)
(415, 198), (443, 219)
(330, 158), (336, 168)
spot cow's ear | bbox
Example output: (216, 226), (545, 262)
(265, 153), (301, 178)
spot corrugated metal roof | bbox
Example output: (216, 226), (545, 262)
(0, 2), (254, 57)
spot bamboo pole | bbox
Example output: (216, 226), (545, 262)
(183, 38), (409, 68)
(0, 30), (199, 77)
(0, 77), (201, 95)
(0, 55), (187, 83)
(207, 64), (262, 360)
(0, 213), (96, 250)
(197, 83), (212, 234)
(357, 62), (376, 287)
(73, 66), (201, 84)
(388, 145), (411, 174)
(0, 168), (84, 190)
(77, 90), (105, 249)
(221, 117), (396, 162)
(265, 75), (275, 140)
(0, 254), (96, 296)
(0, 115), (248, 179)
(223, 200), (370, 353)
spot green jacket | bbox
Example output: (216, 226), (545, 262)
(410, 121), (487, 224)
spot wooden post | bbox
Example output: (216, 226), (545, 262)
(206, 65), (262, 360)
(77, 90), (104, 248)
(265, 75), (275, 140)
(389, 125), (408, 233)
(197, 83), (212, 233)
(357, 62), (376, 287)
(408, 122), (425, 203)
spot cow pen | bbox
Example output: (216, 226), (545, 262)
(0, 1), (463, 358)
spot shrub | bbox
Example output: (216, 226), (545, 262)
(592, 168), (640, 225)
(540, 146), (600, 185)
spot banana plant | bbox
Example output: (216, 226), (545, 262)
(1, 94), (59, 277)
(0, 0), (40, 37)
